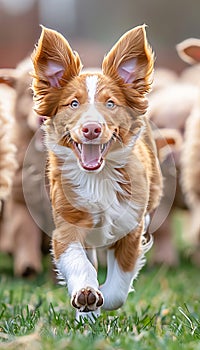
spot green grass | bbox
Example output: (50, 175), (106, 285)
(0, 215), (200, 349)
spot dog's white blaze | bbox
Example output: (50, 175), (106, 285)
(86, 75), (98, 104)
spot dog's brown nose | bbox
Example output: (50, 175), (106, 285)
(82, 122), (102, 140)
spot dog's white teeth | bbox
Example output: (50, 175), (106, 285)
(77, 144), (82, 152)
(101, 144), (106, 152)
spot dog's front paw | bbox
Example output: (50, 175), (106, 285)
(71, 287), (104, 312)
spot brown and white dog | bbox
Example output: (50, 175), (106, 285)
(32, 25), (162, 319)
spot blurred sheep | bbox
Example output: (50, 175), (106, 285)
(177, 39), (200, 265)
(148, 47), (200, 266)
(0, 77), (17, 212)
(0, 59), (54, 277)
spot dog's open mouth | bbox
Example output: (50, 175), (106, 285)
(73, 141), (111, 171)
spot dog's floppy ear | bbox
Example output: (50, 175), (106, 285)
(102, 25), (154, 95)
(176, 38), (200, 64)
(32, 26), (82, 116)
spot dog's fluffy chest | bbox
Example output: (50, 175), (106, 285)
(61, 159), (141, 246)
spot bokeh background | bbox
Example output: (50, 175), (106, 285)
(1, 0), (200, 72)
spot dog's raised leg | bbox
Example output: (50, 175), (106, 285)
(100, 221), (152, 310)
(53, 230), (104, 320)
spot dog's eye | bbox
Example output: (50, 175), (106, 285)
(70, 99), (80, 109)
(106, 100), (115, 109)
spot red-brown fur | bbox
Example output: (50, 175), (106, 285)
(32, 25), (162, 316)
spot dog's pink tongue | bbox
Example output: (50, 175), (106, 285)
(81, 144), (101, 170)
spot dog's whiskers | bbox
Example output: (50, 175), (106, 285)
(112, 132), (122, 144)
(62, 130), (72, 144)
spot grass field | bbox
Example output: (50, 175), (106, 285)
(0, 214), (200, 349)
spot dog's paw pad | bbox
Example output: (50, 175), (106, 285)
(71, 287), (103, 312)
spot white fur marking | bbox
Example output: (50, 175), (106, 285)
(76, 104), (106, 126)
(59, 155), (141, 247)
(56, 242), (101, 320)
(56, 242), (99, 296)
(86, 75), (98, 104)
(100, 229), (153, 310)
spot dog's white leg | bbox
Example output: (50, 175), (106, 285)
(100, 249), (135, 310)
(100, 223), (153, 310)
(55, 242), (103, 319)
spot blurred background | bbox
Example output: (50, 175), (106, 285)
(1, 0), (200, 72)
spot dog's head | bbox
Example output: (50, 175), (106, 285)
(32, 25), (154, 172)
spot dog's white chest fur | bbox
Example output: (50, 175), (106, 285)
(60, 154), (140, 247)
